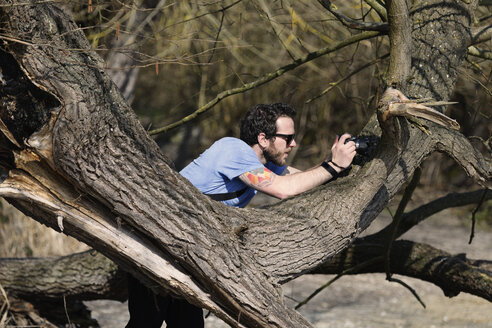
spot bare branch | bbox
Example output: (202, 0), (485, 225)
(312, 240), (492, 301)
(384, 167), (422, 279)
(0, 250), (126, 302)
(2, 241), (491, 313)
(468, 45), (492, 60)
(369, 189), (492, 240)
(159, 0), (243, 32)
(364, 0), (388, 21)
(471, 24), (492, 45)
(317, 0), (389, 32)
(295, 256), (384, 309)
(435, 129), (492, 188)
(384, 275), (426, 308)
(386, 0), (411, 88)
(256, 0), (296, 61)
(468, 189), (489, 244)
(148, 30), (381, 135)
(206, 11), (225, 63)
(306, 54), (388, 103)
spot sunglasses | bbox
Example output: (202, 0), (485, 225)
(274, 133), (295, 145)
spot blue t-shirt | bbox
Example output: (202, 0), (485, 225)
(180, 137), (285, 208)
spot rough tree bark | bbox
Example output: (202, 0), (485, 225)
(0, 251), (126, 302)
(0, 1), (490, 328)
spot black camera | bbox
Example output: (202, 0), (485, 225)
(343, 135), (379, 157)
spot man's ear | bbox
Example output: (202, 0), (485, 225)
(257, 133), (269, 148)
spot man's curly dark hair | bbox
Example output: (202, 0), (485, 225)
(240, 103), (296, 146)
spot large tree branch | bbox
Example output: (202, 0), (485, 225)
(0, 250), (126, 302)
(0, 3), (389, 327)
(312, 239), (492, 301)
(0, 168), (238, 324)
(408, 1), (477, 101)
(435, 128), (492, 187)
(370, 189), (492, 241)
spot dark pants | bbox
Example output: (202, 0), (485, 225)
(126, 274), (204, 328)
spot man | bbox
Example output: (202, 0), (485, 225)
(180, 103), (356, 205)
(126, 103), (356, 328)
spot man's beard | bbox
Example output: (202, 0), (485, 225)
(263, 144), (286, 166)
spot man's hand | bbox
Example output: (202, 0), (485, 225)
(330, 134), (357, 170)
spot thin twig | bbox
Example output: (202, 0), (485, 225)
(160, 0), (243, 32)
(460, 64), (492, 96)
(364, 0), (388, 21)
(258, 1), (296, 61)
(382, 166), (427, 309)
(384, 166), (422, 279)
(149, 30), (381, 135)
(0, 283), (10, 327)
(385, 276), (426, 308)
(318, 0), (389, 32)
(295, 256), (384, 310)
(207, 10), (225, 63)
(306, 54), (388, 103)
(369, 188), (492, 241)
(63, 295), (73, 328)
(468, 188), (490, 244)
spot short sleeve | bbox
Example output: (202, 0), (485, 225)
(179, 138), (264, 195)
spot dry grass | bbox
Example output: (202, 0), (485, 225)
(0, 199), (89, 258)
(0, 285), (58, 328)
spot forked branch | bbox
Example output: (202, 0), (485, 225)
(317, 0), (389, 32)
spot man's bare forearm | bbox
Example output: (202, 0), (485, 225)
(240, 164), (341, 199)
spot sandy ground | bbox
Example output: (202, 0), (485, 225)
(85, 209), (492, 328)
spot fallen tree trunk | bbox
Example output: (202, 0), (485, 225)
(0, 0), (489, 327)
(0, 250), (126, 302)
(2, 239), (490, 305)
(312, 239), (492, 301)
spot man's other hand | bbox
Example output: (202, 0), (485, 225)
(330, 134), (356, 169)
